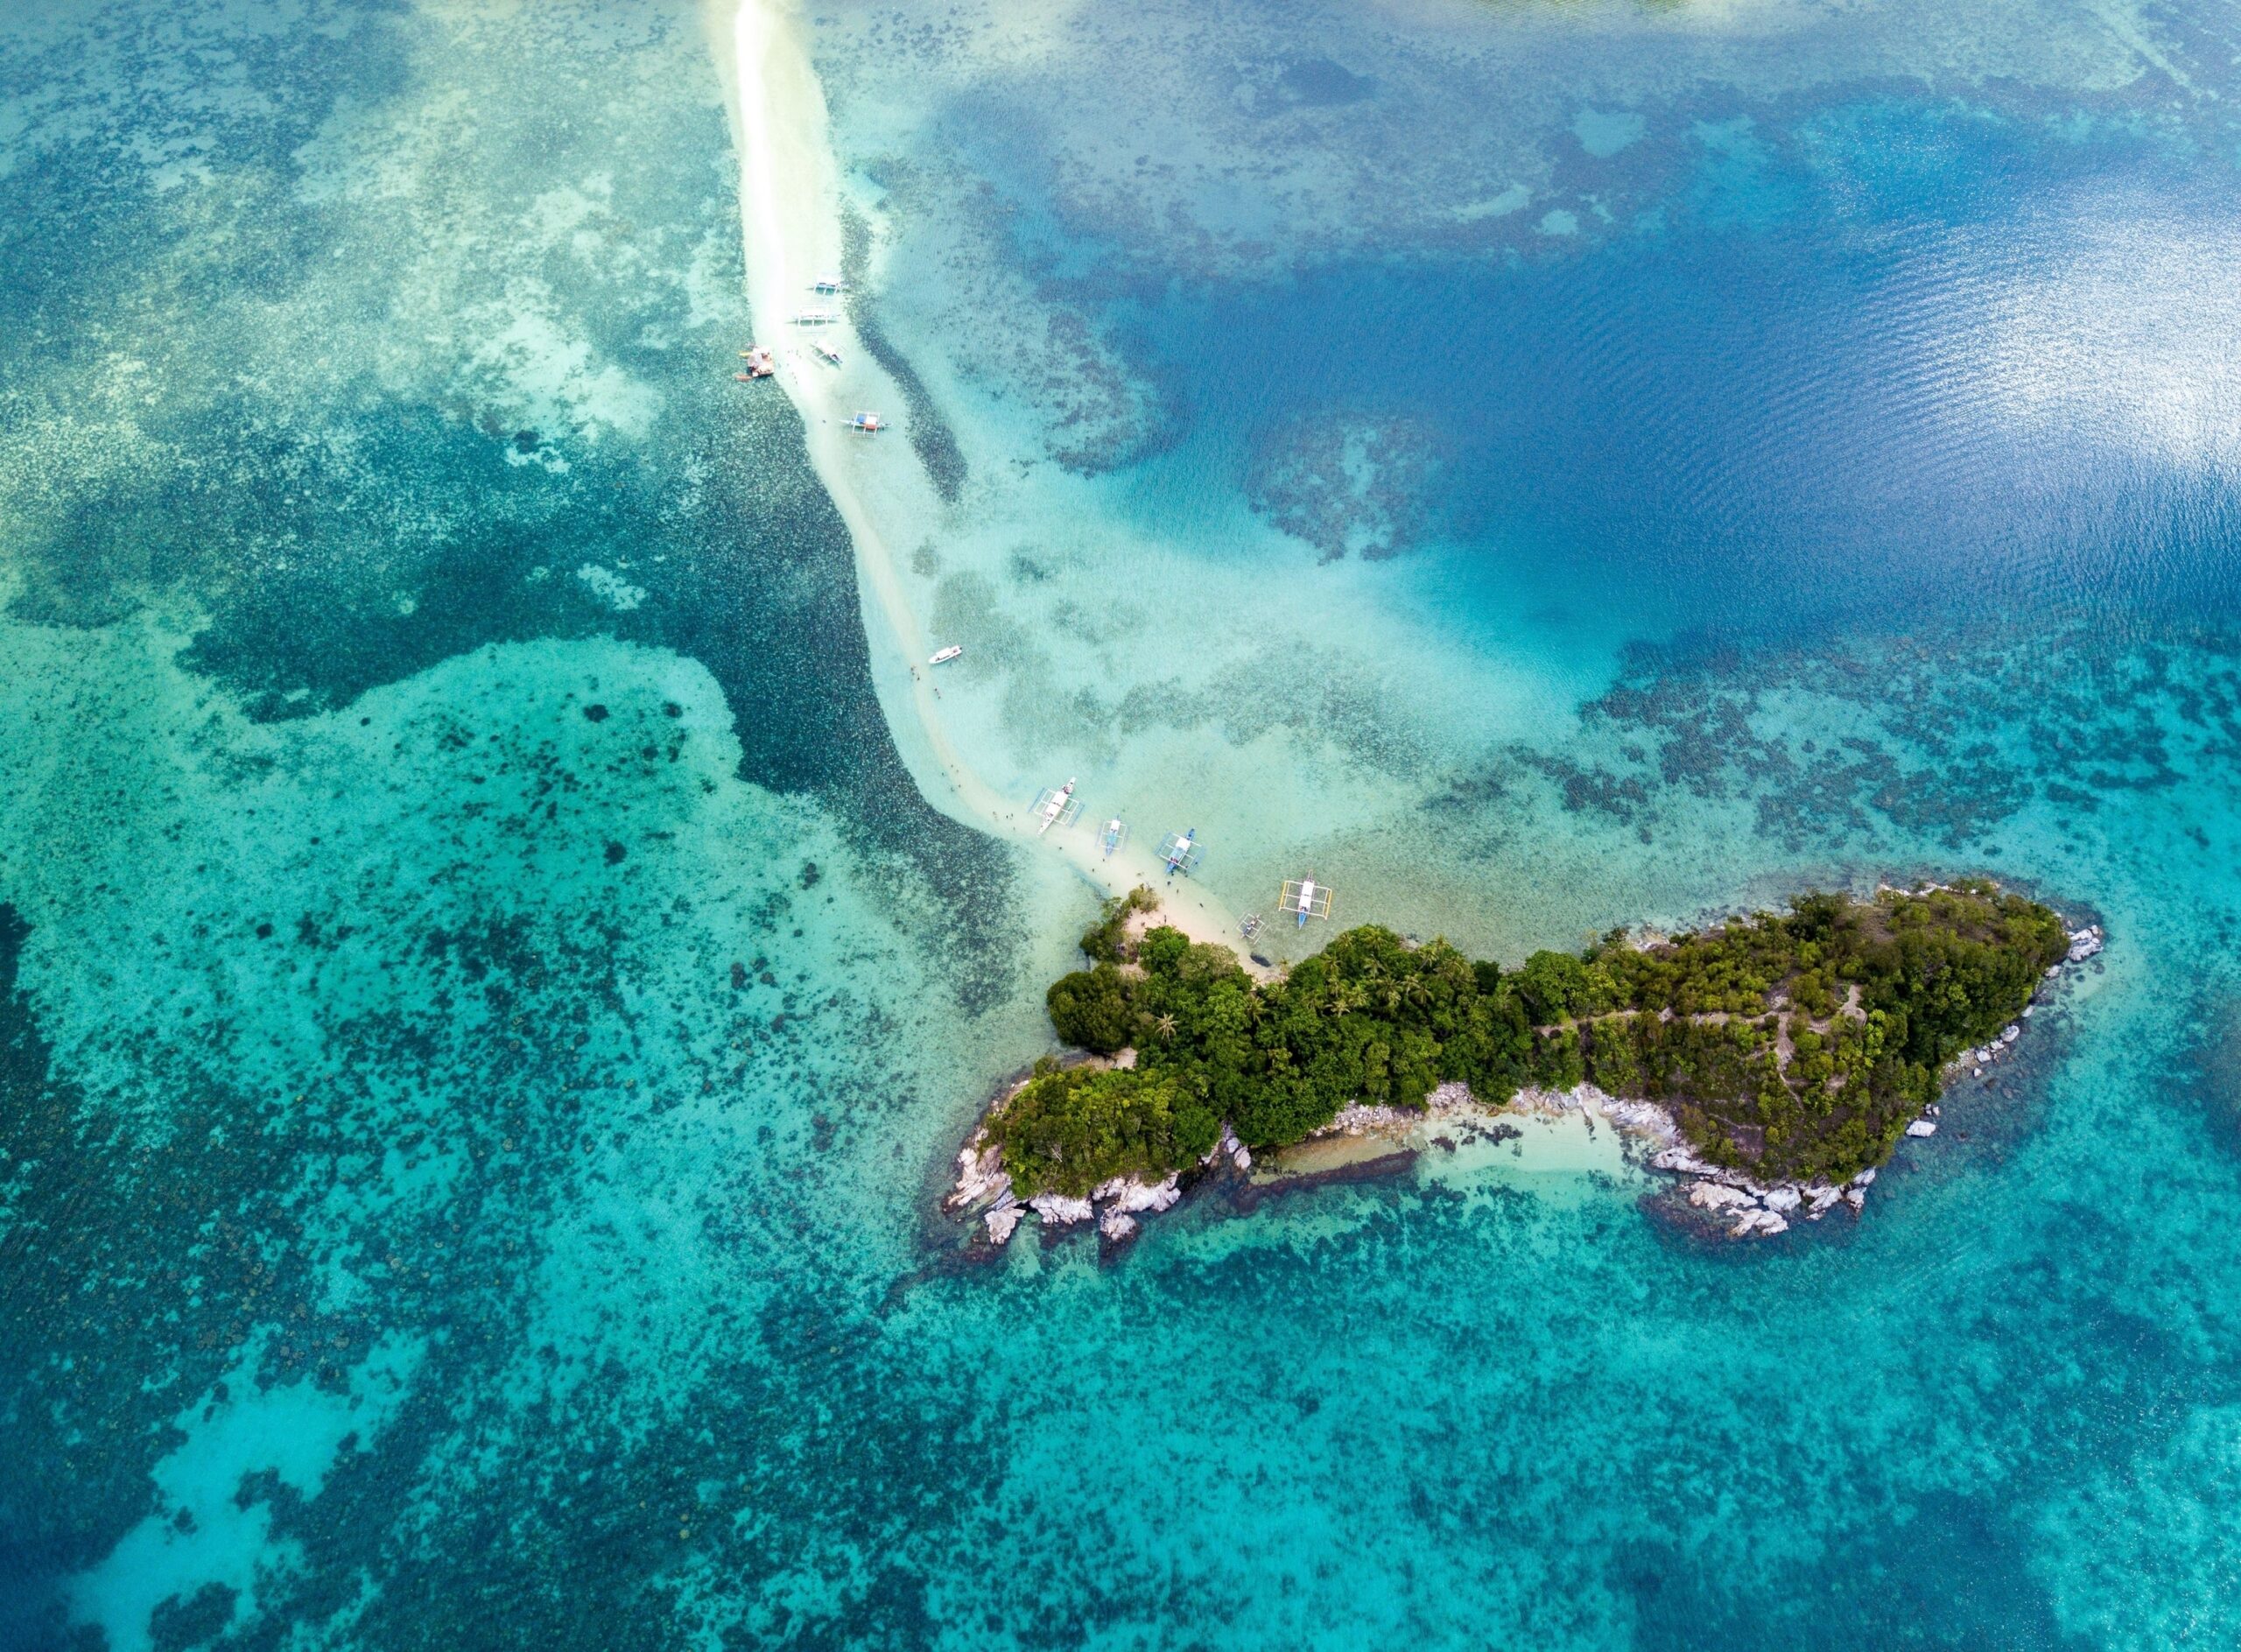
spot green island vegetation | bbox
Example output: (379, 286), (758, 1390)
(986, 880), (2069, 1199)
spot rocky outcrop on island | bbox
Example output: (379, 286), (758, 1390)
(946, 1095), (1196, 1251)
(1582, 911), (2097, 1237)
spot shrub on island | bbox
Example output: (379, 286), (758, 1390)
(987, 879), (2069, 1198)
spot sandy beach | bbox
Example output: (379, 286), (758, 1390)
(702, 0), (1262, 967)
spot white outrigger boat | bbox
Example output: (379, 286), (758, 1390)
(810, 341), (842, 366)
(1158, 827), (1201, 876)
(1280, 875), (1335, 927)
(1032, 778), (1080, 836)
(848, 411), (884, 433)
(1099, 817), (1128, 859)
(928, 644), (963, 665)
(793, 308), (843, 326)
(813, 274), (847, 293)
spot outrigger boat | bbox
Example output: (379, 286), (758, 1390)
(737, 346), (776, 377)
(928, 644), (963, 665)
(1033, 778), (1079, 836)
(849, 411), (884, 433)
(1280, 875), (1335, 928)
(793, 309), (842, 326)
(1159, 828), (1201, 876)
(1099, 818), (1128, 860)
(811, 341), (842, 366)
(813, 274), (847, 292)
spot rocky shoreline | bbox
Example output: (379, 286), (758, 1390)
(944, 917), (2106, 1250)
(945, 1091), (1250, 1253)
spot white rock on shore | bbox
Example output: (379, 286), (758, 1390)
(1651, 1144), (1762, 1195)
(1324, 1101), (1418, 1135)
(1093, 1174), (1182, 1215)
(1762, 1185), (1802, 1213)
(1598, 1097), (1683, 1146)
(1906, 1118), (1938, 1137)
(1098, 1207), (1138, 1243)
(1029, 1192), (1094, 1226)
(1689, 1181), (1754, 1211)
(1208, 1122), (1246, 1169)
(985, 1205), (1022, 1246)
(945, 1137), (1011, 1212)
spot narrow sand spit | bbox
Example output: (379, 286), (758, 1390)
(702, 0), (1261, 966)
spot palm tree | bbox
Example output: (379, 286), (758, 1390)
(1155, 1013), (1177, 1041)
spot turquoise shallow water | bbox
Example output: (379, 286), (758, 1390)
(7, 0), (2241, 1647)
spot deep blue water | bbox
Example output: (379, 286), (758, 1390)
(1113, 115), (2241, 650)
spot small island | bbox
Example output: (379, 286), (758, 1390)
(952, 880), (2098, 1244)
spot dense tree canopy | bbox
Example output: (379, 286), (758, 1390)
(988, 881), (2069, 1197)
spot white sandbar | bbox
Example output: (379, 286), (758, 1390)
(702, 0), (1261, 964)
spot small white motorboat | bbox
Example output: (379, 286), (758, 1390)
(928, 644), (963, 665)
